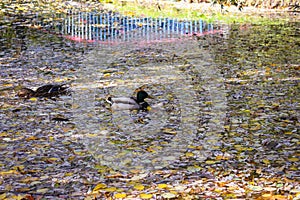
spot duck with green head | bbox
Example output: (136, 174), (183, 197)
(106, 89), (153, 111)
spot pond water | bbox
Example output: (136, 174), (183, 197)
(0, 10), (299, 196)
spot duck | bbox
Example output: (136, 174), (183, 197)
(106, 89), (153, 111)
(17, 84), (70, 98)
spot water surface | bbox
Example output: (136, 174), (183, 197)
(0, 12), (299, 198)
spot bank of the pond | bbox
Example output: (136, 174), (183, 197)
(108, 1), (300, 24)
(0, 0), (299, 25)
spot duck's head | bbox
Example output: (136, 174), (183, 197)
(136, 90), (154, 103)
(17, 88), (35, 98)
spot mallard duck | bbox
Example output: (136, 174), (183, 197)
(106, 90), (153, 111)
(17, 84), (70, 98)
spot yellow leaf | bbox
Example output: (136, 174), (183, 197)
(93, 183), (107, 192)
(87, 133), (98, 137)
(72, 104), (80, 109)
(68, 156), (75, 162)
(54, 77), (69, 82)
(114, 193), (126, 199)
(146, 147), (156, 153)
(140, 193), (153, 199)
(242, 109), (251, 113)
(262, 193), (272, 198)
(162, 128), (177, 135)
(284, 131), (293, 135)
(16, 187), (30, 192)
(104, 187), (117, 192)
(214, 187), (223, 193)
(0, 132), (8, 137)
(26, 136), (38, 141)
(0, 193), (6, 199)
(185, 152), (194, 157)
(234, 145), (248, 151)
(157, 183), (168, 189)
(48, 157), (59, 161)
(36, 188), (49, 193)
(288, 157), (299, 162)
(16, 6), (26, 11)
(290, 165), (298, 170)
(205, 160), (216, 165)
(0, 170), (18, 176)
(65, 172), (73, 176)
(262, 159), (270, 164)
(272, 195), (289, 200)
(204, 101), (212, 105)
(29, 97), (37, 101)
(20, 177), (39, 183)
(250, 124), (261, 131)
(2, 83), (13, 87)
(216, 155), (225, 160)
(134, 183), (145, 191)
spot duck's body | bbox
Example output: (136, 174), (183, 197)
(106, 90), (152, 111)
(18, 84), (70, 98)
(35, 84), (69, 97)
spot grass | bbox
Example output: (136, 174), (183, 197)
(102, 0), (297, 24)
(0, 0), (297, 25)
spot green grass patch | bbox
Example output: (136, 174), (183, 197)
(106, 1), (293, 25)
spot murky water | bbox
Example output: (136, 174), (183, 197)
(1, 12), (299, 177)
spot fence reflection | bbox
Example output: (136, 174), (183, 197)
(43, 11), (224, 43)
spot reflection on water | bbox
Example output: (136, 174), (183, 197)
(39, 11), (223, 43)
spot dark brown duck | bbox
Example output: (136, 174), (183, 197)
(18, 84), (70, 98)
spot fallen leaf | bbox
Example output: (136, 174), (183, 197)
(161, 192), (176, 198)
(140, 193), (152, 199)
(134, 183), (145, 191)
(93, 183), (107, 192)
(114, 193), (127, 199)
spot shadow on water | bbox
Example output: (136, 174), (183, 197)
(1, 10), (299, 177)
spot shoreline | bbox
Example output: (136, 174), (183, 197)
(0, 1), (299, 24)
